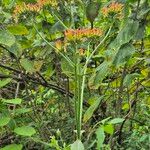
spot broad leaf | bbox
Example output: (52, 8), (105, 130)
(14, 126), (36, 136)
(108, 118), (124, 124)
(83, 96), (103, 123)
(104, 124), (114, 135)
(7, 25), (29, 35)
(0, 30), (15, 47)
(2, 98), (22, 105)
(110, 20), (139, 50)
(113, 43), (136, 66)
(0, 78), (11, 88)
(71, 140), (84, 150)
(20, 58), (35, 73)
(123, 73), (140, 86)
(0, 117), (11, 127)
(96, 127), (105, 149)
(0, 144), (23, 150)
(14, 108), (31, 115)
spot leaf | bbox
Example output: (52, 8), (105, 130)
(2, 98), (22, 105)
(0, 144), (23, 150)
(113, 43), (136, 66)
(33, 60), (43, 72)
(0, 30), (15, 47)
(83, 96), (103, 123)
(20, 58), (35, 73)
(0, 78), (11, 88)
(7, 25), (29, 35)
(0, 117), (11, 127)
(89, 61), (109, 89)
(108, 118), (124, 124)
(86, 2), (100, 23)
(110, 20), (139, 50)
(122, 103), (129, 110)
(94, 61), (109, 83)
(71, 140), (84, 150)
(14, 126), (36, 136)
(123, 73), (140, 86)
(104, 124), (114, 135)
(61, 58), (74, 77)
(8, 43), (22, 57)
(96, 127), (105, 149)
(14, 108), (32, 115)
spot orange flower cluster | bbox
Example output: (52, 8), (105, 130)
(64, 28), (103, 41)
(101, 2), (123, 18)
(13, 0), (57, 22)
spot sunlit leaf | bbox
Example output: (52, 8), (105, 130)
(14, 126), (36, 136)
(71, 140), (84, 150)
(104, 124), (114, 135)
(2, 98), (22, 105)
(0, 144), (23, 150)
(0, 78), (11, 88)
(7, 25), (29, 35)
(108, 118), (124, 124)
(0, 30), (15, 47)
(96, 126), (105, 149)
(0, 117), (11, 127)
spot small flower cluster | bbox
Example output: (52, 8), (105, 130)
(64, 28), (103, 41)
(13, 0), (58, 22)
(101, 1), (123, 18)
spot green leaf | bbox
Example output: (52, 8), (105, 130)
(104, 124), (114, 135)
(20, 58), (35, 73)
(61, 58), (74, 77)
(2, 98), (22, 105)
(108, 118), (124, 124)
(113, 43), (136, 66)
(110, 20), (139, 50)
(14, 108), (31, 115)
(0, 30), (15, 47)
(0, 78), (11, 88)
(7, 25), (29, 35)
(123, 73), (140, 86)
(89, 61), (109, 89)
(71, 140), (84, 150)
(8, 43), (22, 57)
(14, 126), (36, 136)
(83, 96), (103, 123)
(86, 2), (100, 23)
(96, 127), (105, 149)
(0, 117), (11, 127)
(122, 103), (129, 110)
(0, 144), (23, 150)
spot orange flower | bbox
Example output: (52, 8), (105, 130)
(13, 0), (58, 22)
(101, 1), (123, 18)
(64, 28), (103, 41)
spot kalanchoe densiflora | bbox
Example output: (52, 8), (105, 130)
(64, 28), (103, 41)
(13, 0), (58, 22)
(101, 1), (123, 19)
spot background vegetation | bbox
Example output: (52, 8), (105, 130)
(0, 0), (149, 149)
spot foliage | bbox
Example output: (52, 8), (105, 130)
(0, 0), (149, 149)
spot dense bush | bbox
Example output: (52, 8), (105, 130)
(0, 0), (149, 149)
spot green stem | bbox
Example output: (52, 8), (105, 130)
(33, 24), (74, 67)
(78, 26), (112, 140)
